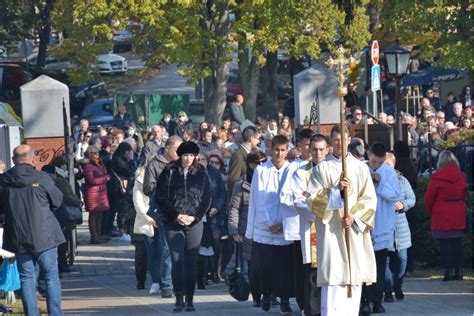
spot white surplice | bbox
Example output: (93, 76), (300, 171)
(245, 160), (292, 246)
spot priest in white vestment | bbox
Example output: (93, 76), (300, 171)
(306, 126), (377, 316)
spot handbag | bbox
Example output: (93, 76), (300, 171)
(0, 259), (21, 292)
(111, 169), (128, 196)
(227, 243), (249, 301)
(64, 205), (83, 223)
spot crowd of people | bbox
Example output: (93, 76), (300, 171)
(0, 88), (470, 315)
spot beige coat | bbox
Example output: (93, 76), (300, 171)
(307, 154), (377, 287)
(132, 167), (154, 237)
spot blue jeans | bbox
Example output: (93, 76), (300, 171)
(384, 249), (408, 293)
(144, 224), (172, 289)
(16, 247), (63, 316)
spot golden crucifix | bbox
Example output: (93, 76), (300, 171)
(326, 46), (356, 298)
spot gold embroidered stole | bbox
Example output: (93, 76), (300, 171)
(306, 163), (317, 268)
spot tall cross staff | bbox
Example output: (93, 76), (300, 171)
(326, 46), (356, 298)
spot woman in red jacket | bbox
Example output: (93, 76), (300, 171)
(425, 150), (467, 281)
(83, 146), (111, 244)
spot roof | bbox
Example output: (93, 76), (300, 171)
(20, 74), (68, 91)
(0, 112), (22, 127)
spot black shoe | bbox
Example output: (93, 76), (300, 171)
(384, 293), (394, 303)
(443, 269), (454, 281)
(261, 294), (271, 312)
(454, 268), (464, 280)
(136, 281), (145, 290)
(174, 294), (185, 312)
(359, 301), (371, 315)
(279, 300), (293, 314)
(162, 288), (173, 298)
(185, 295), (195, 312)
(252, 298), (261, 308)
(271, 296), (280, 306)
(394, 289), (404, 300)
(372, 304), (385, 314)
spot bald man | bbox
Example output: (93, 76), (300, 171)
(0, 145), (65, 315)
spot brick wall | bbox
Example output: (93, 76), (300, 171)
(25, 137), (66, 170)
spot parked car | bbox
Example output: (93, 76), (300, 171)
(112, 29), (133, 53)
(0, 63), (32, 99)
(97, 53), (127, 75)
(72, 97), (114, 132)
(26, 52), (74, 72)
(69, 81), (108, 117)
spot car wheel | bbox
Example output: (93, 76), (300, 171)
(3, 87), (19, 100)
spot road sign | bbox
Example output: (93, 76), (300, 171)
(371, 64), (381, 91)
(371, 40), (379, 65)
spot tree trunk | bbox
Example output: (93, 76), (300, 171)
(238, 42), (260, 122)
(36, 0), (54, 68)
(260, 51), (278, 120)
(204, 64), (229, 126)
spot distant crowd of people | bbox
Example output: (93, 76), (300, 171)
(0, 89), (470, 315)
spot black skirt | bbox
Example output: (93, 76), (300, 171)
(250, 242), (295, 298)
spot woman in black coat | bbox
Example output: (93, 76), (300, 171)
(156, 141), (211, 312)
(106, 142), (135, 238)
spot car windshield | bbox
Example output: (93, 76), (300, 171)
(82, 101), (113, 117)
(0, 103), (7, 113)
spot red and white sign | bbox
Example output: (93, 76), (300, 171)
(371, 40), (379, 65)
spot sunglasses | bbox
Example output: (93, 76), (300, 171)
(255, 159), (267, 165)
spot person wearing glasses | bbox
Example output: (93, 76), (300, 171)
(75, 131), (92, 161)
(348, 106), (364, 125)
(425, 89), (441, 111)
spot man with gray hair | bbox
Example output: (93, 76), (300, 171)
(0, 145), (65, 315)
(142, 135), (183, 298)
(141, 125), (164, 162)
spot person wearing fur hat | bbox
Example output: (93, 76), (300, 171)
(156, 141), (212, 312)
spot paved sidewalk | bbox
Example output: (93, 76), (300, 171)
(58, 222), (474, 315)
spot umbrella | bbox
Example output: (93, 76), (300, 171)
(400, 67), (467, 87)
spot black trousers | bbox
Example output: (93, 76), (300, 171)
(134, 240), (148, 283)
(293, 241), (321, 315)
(438, 238), (464, 269)
(165, 221), (203, 295)
(250, 242), (294, 299)
(362, 249), (388, 306)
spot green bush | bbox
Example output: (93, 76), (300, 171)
(412, 176), (472, 268)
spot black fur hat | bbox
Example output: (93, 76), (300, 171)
(177, 141), (200, 156)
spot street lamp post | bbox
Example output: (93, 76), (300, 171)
(384, 45), (411, 141)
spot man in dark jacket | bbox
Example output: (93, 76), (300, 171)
(229, 94), (246, 125)
(0, 145), (65, 316)
(112, 104), (134, 130)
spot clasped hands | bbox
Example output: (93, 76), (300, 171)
(269, 223), (283, 234)
(177, 214), (195, 226)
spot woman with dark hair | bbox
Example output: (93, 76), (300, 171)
(425, 150), (467, 281)
(82, 146), (111, 244)
(47, 156), (82, 272)
(196, 152), (226, 289)
(107, 142), (135, 239)
(156, 141), (212, 312)
(228, 150), (267, 307)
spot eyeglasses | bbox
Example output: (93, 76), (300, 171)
(354, 112), (362, 115)
(255, 159), (267, 165)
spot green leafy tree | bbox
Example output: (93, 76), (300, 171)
(377, 0), (473, 71)
(234, 0), (370, 120)
(0, 0), (55, 68)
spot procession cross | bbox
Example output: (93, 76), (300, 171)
(326, 46), (356, 298)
